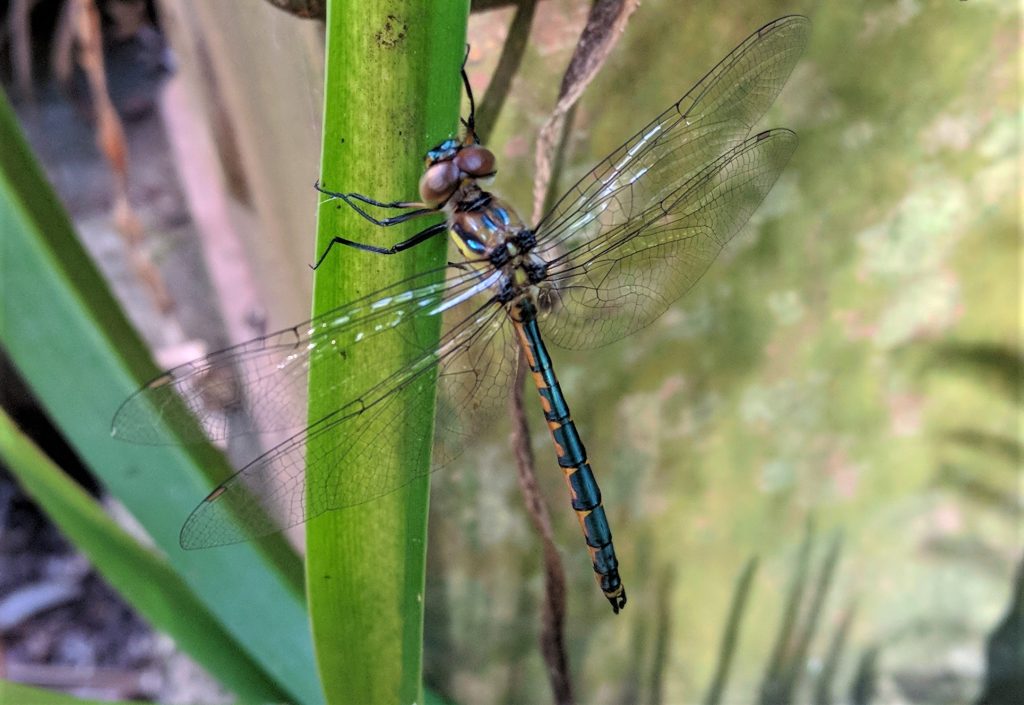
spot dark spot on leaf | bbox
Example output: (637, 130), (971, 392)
(375, 14), (407, 49)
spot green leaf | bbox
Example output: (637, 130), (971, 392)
(0, 409), (286, 704)
(306, 2), (469, 703)
(0, 679), (143, 705)
(0, 89), (321, 704)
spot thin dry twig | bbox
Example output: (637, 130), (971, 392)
(50, 0), (77, 89)
(105, 0), (149, 42)
(473, 0), (543, 12)
(475, 0), (538, 143)
(531, 0), (640, 223)
(537, 101), (578, 218)
(261, 0), (326, 20)
(71, 0), (172, 313)
(509, 350), (573, 705)
(507, 1), (639, 702)
(8, 0), (37, 104)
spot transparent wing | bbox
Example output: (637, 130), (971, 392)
(177, 290), (515, 548)
(112, 265), (489, 445)
(113, 262), (521, 548)
(533, 15), (808, 257)
(540, 129), (797, 349)
(432, 300), (519, 469)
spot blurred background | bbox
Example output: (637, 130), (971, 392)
(0, 0), (1019, 703)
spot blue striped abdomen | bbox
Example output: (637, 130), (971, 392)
(511, 298), (627, 614)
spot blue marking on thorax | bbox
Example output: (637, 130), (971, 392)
(481, 214), (498, 232)
(453, 222), (487, 255)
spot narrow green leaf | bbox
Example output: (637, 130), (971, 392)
(977, 553), (1024, 705)
(0, 409), (288, 704)
(307, 2), (469, 703)
(0, 89), (321, 704)
(0, 679), (144, 705)
(704, 557), (759, 705)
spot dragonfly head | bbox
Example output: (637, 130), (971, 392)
(420, 139), (497, 207)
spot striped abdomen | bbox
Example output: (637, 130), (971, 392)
(511, 298), (627, 614)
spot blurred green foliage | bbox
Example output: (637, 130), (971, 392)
(0, 86), (319, 704)
(2, 0), (1016, 702)
(426, 1), (1020, 702)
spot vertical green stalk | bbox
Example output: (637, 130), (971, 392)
(307, 2), (468, 703)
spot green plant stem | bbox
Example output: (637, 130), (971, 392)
(306, 3), (468, 703)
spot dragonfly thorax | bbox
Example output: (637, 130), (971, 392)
(443, 184), (549, 307)
(447, 186), (529, 261)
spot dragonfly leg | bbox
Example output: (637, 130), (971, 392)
(315, 181), (437, 227)
(310, 221), (447, 269)
(315, 183), (424, 210)
(459, 45), (477, 142)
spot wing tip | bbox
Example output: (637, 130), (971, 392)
(179, 492), (230, 550)
(762, 15), (812, 38)
(755, 127), (799, 143)
(110, 392), (165, 445)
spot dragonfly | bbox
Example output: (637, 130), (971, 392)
(113, 16), (810, 614)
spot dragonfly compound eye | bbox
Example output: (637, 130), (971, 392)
(453, 146), (496, 177)
(419, 160), (461, 206)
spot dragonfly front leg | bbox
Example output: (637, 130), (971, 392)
(311, 221), (448, 269)
(313, 180), (448, 267)
(315, 181), (437, 226)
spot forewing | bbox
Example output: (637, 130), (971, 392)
(541, 129), (798, 349)
(533, 15), (808, 257)
(111, 266), (485, 445)
(176, 271), (508, 548)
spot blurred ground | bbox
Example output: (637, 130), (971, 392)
(0, 4), (232, 701)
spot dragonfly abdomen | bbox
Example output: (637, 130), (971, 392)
(512, 298), (627, 614)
